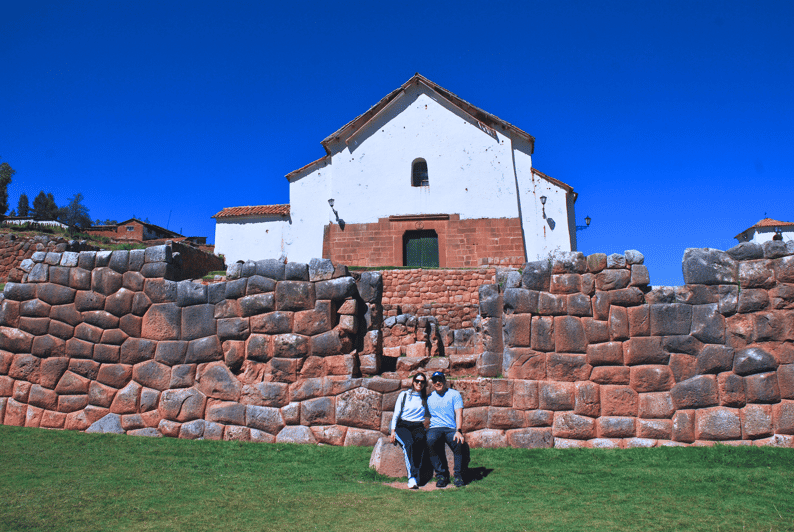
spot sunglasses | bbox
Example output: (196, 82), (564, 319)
(414, 379), (426, 384)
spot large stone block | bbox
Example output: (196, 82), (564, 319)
(623, 337), (668, 365)
(682, 248), (738, 285)
(110, 380), (142, 414)
(671, 375), (719, 409)
(696, 407), (741, 440)
(595, 269), (631, 291)
(538, 381), (574, 411)
(672, 410), (695, 443)
(91, 268), (123, 296)
(638, 391), (674, 419)
(586, 341), (623, 366)
(180, 304), (216, 341)
(546, 353), (590, 381)
(245, 404), (285, 434)
(39, 357), (69, 389)
(185, 336), (223, 364)
(590, 365), (630, 385)
(521, 260), (551, 291)
(142, 303), (181, 340)
(241, 381), (289, 407)
(733, 347), (777, 376)
(504, 349), (546, 380)
(300, 397), (336, 426)
(97, 364), (133, 388)
(637, 419), (672, 440)
(530, 316), (554, 352)
(650, 303), (692, 336)
(596, 416), (636, 438)
(120, 338), (157, 365)
(20, 299), (52, 318)
(356, 272), (382, 303)
(574, 381), (600, 417)
(737, 289), (769, 313)
(206, 401), (246, 425)
(630, 365), (674, 393)
(552, 412), (595, 439)
(502, 314), (531, 347)
(197, 362), (242, 400)
(582, 318), (609, 344)
(600, 385), (638, 416)
(554, 316), (587, 353)
(336, 387), (381, 430)
(690, 303), (724, 344)
(36, 283), (76, 306)
(9, 354), (41, 382)
(132, 360), (171, 391)
(537, 292), (567, 315)
(609, 306), (629, 341)
(718, 372), (746, 407)
(773, 401), (794, 434)
(741, 404), (773, 439)
(276, 281), (317, 309)
(744, 372), (780, 404)
(696, 345), (735, 375)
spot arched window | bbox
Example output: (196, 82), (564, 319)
(411, 159), (429, 187)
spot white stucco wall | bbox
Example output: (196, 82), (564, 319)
(745, 228), (794, 244)
(214, 216), (292, 264)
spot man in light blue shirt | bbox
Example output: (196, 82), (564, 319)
(426, 371), (465, 488)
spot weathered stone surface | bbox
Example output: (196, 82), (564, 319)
(205, 401), (246, 425)
(586, 342), (623, 366)
(180, 304), (216, 340)
(530, 316), (554, 352)
(502, 314), (531, 347)
(241, 381), (289, 407)
(546, 353), (590, 381)
(132, 360), (171, 391)
(503, 288), (538, 315)
(696, 407), (741, 440)
(737, 289), (769, 313)
(638, 391), (674, 419)
(91, 268), (123, 296)
(596, 416), (636, 438)
(586, 253), (607, 273)
(110, 380), (142, 414)
(20, 299), (52, 318)
(250, 311), (293, 334)
(596, 269), (631, 291)
(142, 303), (180, 340)
(671, 375), (719, 409)
(695, 345), (734, 375)
(573, 381), (600, 417)
(590, 365), (630, 385)
(239, 293), (275, 317)
(521, 260), (551, 291)
(311, 330), (349, 358)
(120, 338), (157, 365)
(300, 396), (335, 426)
(245, 275), (277, 296)
(88, 381), (117, 407)
(624, 337), (668, 365)
(154, 341), (187, 366)
(336, 387), (381, 430)
(650, 304), (692, 336)
(682, 248), (738, 285)
(270, 358), (301, 383)
(773, 401), (794, 434)
(185, 336), (223, 364)
(97, 364), (133, 388)
(630, 365), (674, 393)
(275, 281), (316, 311)
(741, 404), (773, 439)
(553, 316), (587, 353)
(36, 283), (75, 306)
(600, 385), (638, 416)
(244, 404), (285, 433)
(86, 413), (124, 434)
(196, 363), (241, 400)
(606, 253), (626, 269)
(276, 425), (317, 444)
(505, 428), (553, 448)
(727, 242), (764, 261)
(356, 271), (382, 303)
(733, 347), (777, 375)
(609, 306), (629, 341)
(552, 412), (595, 439)
(744, 372), (780, 403)
(504, 349), (546, 380)
(538, 381), (574, 411)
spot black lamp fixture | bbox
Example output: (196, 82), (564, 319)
(328, 198), (344, 229)
(576, 216), (592, 232)
(540, 195), (547, 218)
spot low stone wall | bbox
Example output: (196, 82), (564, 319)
(2, 240), (793, 448)
(0, 234), (98, 283)
(470, 243), (794, 447)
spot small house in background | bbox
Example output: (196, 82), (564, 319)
(213, 74), (579, 267)
(85, 218), (183, 242)
(734, 218), (794, 244)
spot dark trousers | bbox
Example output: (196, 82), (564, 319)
(394, 422), (426, 481)
(427, 427), (463, 480)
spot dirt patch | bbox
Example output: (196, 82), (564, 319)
(383, 480), (455, 491)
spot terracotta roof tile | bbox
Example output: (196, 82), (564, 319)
(753, 218), (794, 228)
(212, 205), (290, 219)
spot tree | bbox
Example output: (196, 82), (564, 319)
(32, 191), (59, 220)
(0, 157), (15, 215)
(17, 193), (29, 217)
(60, 193), (92, 229)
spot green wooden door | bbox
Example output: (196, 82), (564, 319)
(404, 230), (439, 267)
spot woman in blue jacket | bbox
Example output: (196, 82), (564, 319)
(390, 373), (428, 489)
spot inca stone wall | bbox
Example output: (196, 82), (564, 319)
(0, 234), (98, 283)
(1, 241), (793, 448)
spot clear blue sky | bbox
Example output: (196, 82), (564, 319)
(2, 1), (792, 286)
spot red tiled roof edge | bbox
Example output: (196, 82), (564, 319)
(212, 205), (290, 219)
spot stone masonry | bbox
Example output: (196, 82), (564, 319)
(1, 240), (793, 448)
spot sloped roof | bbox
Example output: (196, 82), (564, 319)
(116, 218), (183, 238)
(212, 205), (290, 219)
(531, 168), (575, 195)
(321, 73), (535, 154)
(734, 218), (794, 239)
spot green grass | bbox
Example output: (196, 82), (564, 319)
(202, 270), (227, 280)
(1, 425), (792, 532)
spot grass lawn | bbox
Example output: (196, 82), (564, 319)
(1, 425), (792, 532)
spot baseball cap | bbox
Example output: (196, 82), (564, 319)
(431, 371), (446, 382)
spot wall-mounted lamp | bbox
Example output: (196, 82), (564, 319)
(576, 216), (592, 232)
(773, 226), (783, 241)
(328, 198), (344, 229)
(540, 195), (547, 218)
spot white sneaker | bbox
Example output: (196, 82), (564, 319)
(407, 478), (418, 489)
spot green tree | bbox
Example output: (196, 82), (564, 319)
(32, 191), (59, 220)
(0, 157), (15, 215)
(17, 193), (29, 217)
(60, 193), (92, 229)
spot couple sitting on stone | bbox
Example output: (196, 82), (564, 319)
(389, 371), (465, 489)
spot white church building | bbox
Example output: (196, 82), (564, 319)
(213, 74), (579, 268)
